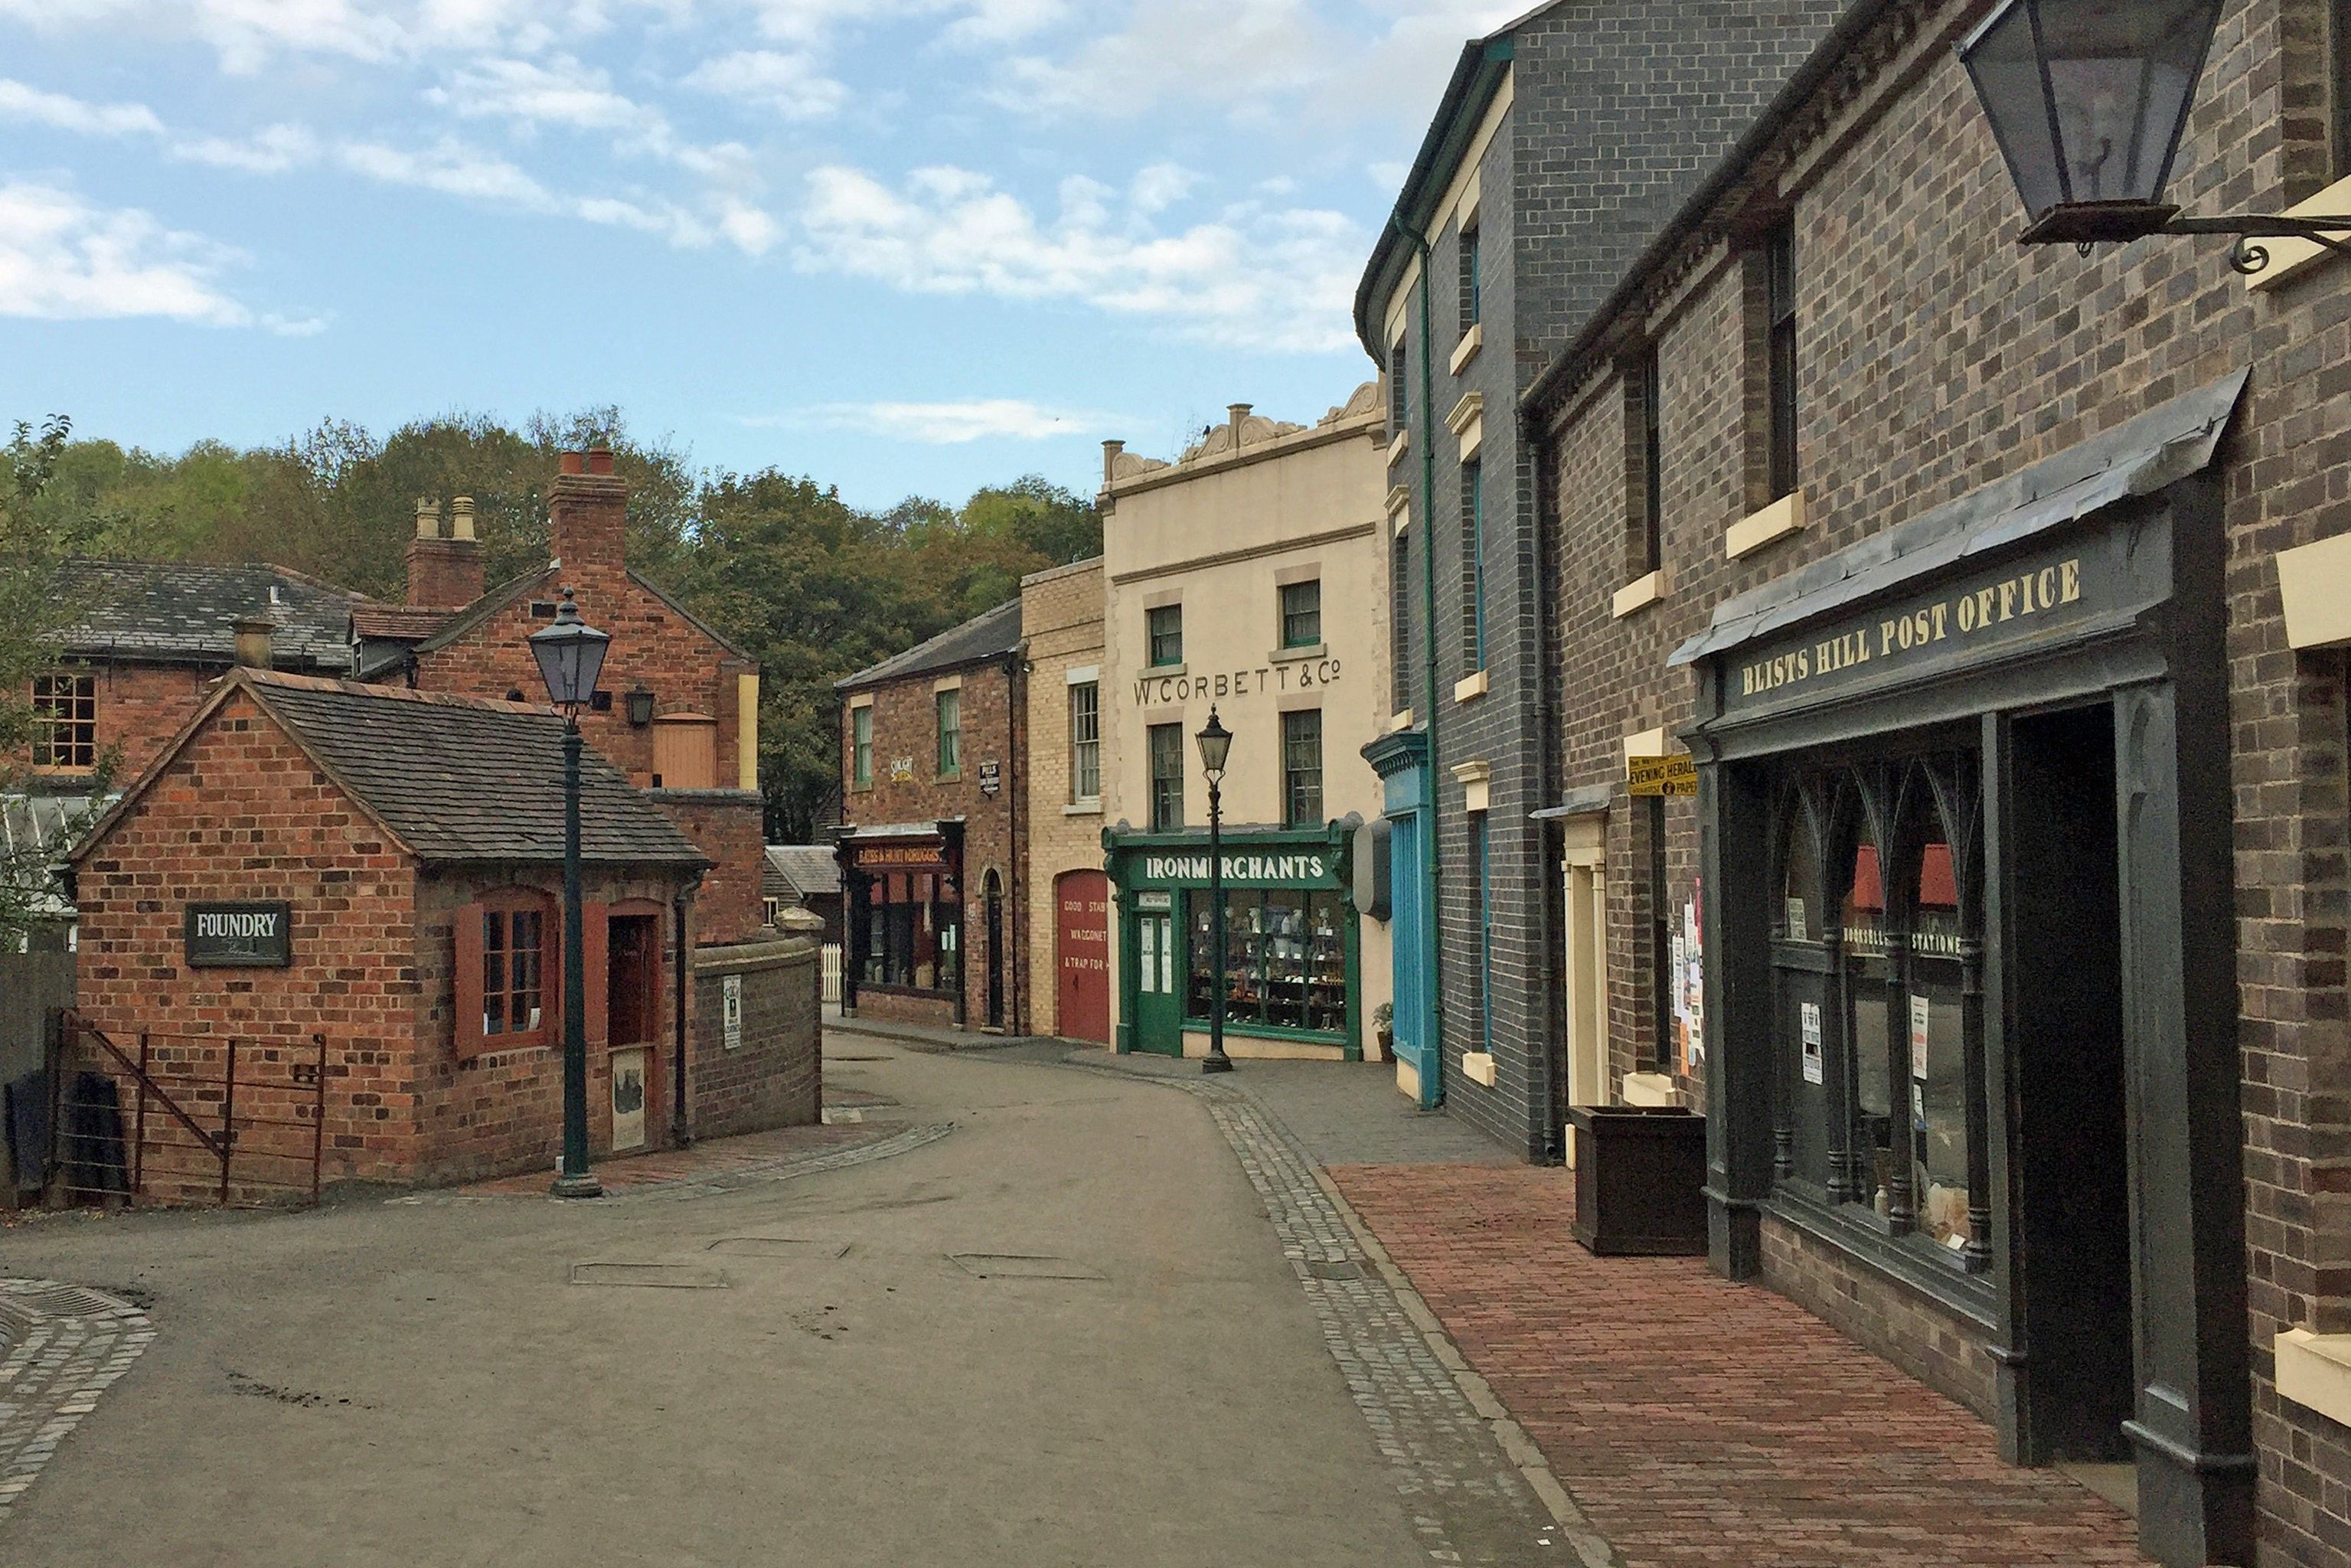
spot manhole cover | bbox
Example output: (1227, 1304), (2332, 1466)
(706, 1238), (851, 1259)
(570, 1263), (728, 1289)
(1304, 1259), (1365, 1282)
(948, 1253), (1107, 1282)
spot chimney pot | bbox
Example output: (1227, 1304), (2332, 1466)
(449, 495), (477, 542)
(1227, 403), (1251, 443)
(586, 445), (616, 476)
(231, 614), (278, 670)
(414, 498), (442, 540)
(560, 451), (585, 476)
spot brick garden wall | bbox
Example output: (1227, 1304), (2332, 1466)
(1531, 0), (2351, 1558)
(689, 936), (820, 1139)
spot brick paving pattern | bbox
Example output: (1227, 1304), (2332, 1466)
(1328, 1164), (2152, 1568)
(0, 1279), (155, 1520)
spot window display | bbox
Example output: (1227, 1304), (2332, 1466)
(860, 869), (960, 994)
(1187, 887), (1348, 1036)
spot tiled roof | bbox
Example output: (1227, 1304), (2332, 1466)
(835, 599), (1022, 691)
(57, 559), (374, 672)
(75, 671), (707, 871)
(350, 606), (456, 640)
(764, 844), (841, 897)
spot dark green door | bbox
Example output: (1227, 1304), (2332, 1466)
(1134, 906), (1183, 1055)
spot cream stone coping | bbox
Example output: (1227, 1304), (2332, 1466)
(1451, 759), (1491, 815)
(1461, 1051), (1498, 1088)
(2278, 1329), (2351, 1429)
(1621, 1072), (1679, 1106)
(1611, 568), (1667, 619)
(1065, 662), (1099, 684)
(1726, 490), (1806, 559)
(1453, 668), (1490, 704)
(1623, 726), (1670, 761)
(2248, 174), (2351, 291)
(846, 691), (874, 710)
(1389, 708), (1414, 732)
(1386, 483), (1412, 522)
(1388, 430), (1410, 468)
(931, 673), (962, 693)
(1449, 323), (1483, 376)
(2278, 531), (2351, 649)
(1447, 390), (1484, 461)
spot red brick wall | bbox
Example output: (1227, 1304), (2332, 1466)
(404, 536), (485, 610)
(19, 661), (221, 789)
(841, 655), (1026, 1031)
(649, 789), (764, 945)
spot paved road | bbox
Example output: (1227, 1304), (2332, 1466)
(0, 1036), (1547, 1568)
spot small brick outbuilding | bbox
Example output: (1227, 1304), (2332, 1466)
(66, 668), (819, 1190)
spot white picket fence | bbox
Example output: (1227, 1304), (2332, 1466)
(821, 942), (844, 1006)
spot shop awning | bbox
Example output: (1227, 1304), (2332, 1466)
(1670, 370), (2248, 669)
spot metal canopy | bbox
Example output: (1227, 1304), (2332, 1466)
(1669, 368), (2247, 670)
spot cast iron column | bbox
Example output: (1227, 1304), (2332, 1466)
(552, 719), (602, 1197)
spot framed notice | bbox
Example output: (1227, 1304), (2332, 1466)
(184, 901), (292, 968)
(1910, 993), (1931, 1080)
(723, 973), (744, 1051)
(1801, 1002), (1824, 1083)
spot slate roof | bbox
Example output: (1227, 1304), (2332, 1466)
(350, 606), (456, 641)
(72, 671), (708, 871)
(835, 599), (1022, 691)
(764, 844), (841, 898)
(57, 560), (374, 673)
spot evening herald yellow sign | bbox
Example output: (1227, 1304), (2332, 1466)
(1628, 753), (1696, 796)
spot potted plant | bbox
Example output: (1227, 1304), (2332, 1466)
(1372, 1002), (1394, 1060)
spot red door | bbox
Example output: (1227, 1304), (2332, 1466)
(1055, 871), (1111, 1044)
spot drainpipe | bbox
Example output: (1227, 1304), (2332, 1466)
(671, 884), (694, 1148)
(1393, 212), (1447, 1109)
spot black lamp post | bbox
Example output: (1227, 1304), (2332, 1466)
(1196, 707), (1234, 1076)
(1961, 0), (2351, 271)
(530, 588), (611, 1199)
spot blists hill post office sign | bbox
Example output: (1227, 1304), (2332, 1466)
(185, 901), (293, 968)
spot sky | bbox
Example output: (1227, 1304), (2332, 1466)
(0, 0), (1526, 511)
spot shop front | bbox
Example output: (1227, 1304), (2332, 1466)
(838, 822), (965, 1027)
(1105, 822), (1366, 1061)
(1672, 375), (2251, 1563)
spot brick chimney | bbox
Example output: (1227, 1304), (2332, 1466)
(406, 495), (485, 609)
(548, 446), (626, 573)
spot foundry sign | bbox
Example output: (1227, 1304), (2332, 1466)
(1726, 547), (2099, 714)
(184, 901), (293, 968)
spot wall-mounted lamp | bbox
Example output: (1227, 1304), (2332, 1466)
(625, 685), (656, 727)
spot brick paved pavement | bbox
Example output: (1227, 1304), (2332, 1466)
(1328, 1164), (2153, 1568)
(0, 1280), (154, 1519)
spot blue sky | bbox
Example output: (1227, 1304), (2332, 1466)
(0, 0), (1520, 511)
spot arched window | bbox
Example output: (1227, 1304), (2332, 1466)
(1771, 783), (1835, 1194)
(1894, 757), (1987, 1269)
(1833, 772), (1899, 1220)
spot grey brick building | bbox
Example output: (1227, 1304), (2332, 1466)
(1358, 0), (1842, 1157)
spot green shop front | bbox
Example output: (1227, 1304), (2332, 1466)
(1105, 822), (1365, 1061)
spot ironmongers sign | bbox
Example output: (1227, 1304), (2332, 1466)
(1128, 847), (1341, 890)
(851, 840), (950, 872)
(185, 900), (293, 968)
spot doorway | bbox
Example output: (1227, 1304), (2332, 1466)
(1133, 897), (1181, 1054)
(1056, 871), (1111, 1043)
(606, 913), (658, 1152)
(2007, 703), (2134, 1466)
(983, 871), (1006, 1030)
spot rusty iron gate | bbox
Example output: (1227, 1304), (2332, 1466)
(49, 1011), (327, 1208)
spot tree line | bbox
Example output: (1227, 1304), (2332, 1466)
(2, 410), (1102, 846)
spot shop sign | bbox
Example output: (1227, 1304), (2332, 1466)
(1723, 543), (2106, 714)
(978, 760), (1001, 797)
(1628, 753), (1696, 797)
(1134, 890), (1172, 912)
(184, 901), (293, 968)
(1131, 848), (1338, 890)
(1131, 657), (1343, 710)
(889, 756), (915, 782)
(852, 840), (949, 872)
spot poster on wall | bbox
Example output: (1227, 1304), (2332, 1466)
(723, 973), (744, 1051)
(1680, 885), (1706, 1075)
(1801, 1002), (1824, 1083)
(1909, 993), (1930, 1080)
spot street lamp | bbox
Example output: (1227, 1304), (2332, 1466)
(1196, 707), (1234, 1076)
(529, 587), (611, 1199)
(1960, 0), (2351, 271)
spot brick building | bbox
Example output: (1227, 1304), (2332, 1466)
(1516, 1), (2351, 1562)
(1020, 557), (1109, 1043)
(834, 599), (1026, 1032)
(1358, 0), (1843, 1149)
(64, 668), (817, 1190)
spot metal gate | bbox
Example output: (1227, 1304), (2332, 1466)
(50, 1011), (328, 1208)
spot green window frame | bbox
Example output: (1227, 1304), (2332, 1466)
(935, 688), (961, 777)
(851, 704), (873, 789)
(1148, 723), (1184, 831)
(1280, 580), (1321, 649)
(1147, 604), (1184, 668)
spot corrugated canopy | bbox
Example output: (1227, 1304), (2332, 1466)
(1670, 371), (2248, 669)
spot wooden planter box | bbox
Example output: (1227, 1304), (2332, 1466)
(1566, 1104), (1707, 1256)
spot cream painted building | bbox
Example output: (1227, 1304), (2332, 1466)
(1099, 387), (1394, 1062)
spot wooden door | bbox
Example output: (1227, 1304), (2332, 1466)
(1055, 871), (1111, 1044)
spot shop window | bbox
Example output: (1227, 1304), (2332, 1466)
(1459, 221), (1481, 333)
(1186, 887), (1347, 1036)
(1148, 723), (1184, 831)
(861, 869), (958, 993)
(31, 671), (96, 772)
(936, 688), (961, 778)
(651, 713), (717, 789)
(1772, 789), (1834, 1190)
(1282, 709), (1324, 828)
(1148, 604), (1184, 668)
(454, 891), (554, 1058)
(1461, 459), (1485, 668)
(1069, 680), (1100, 803)
(851, 704), (873, 789)
(1758, 219), (1799, 502)
(1281, 580), (1321, 648)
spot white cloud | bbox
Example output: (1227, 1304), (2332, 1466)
(792, 162), (1362, 352)
(337, 136), (555, 205)
(432, 54), (665, 136)
(175, 123), (322, 172)
(0, 180), (256, 326)
(0, 78), (167, 137)
(682, 50), (848, 121)
(762, 398), (1123, 443)
(991, 1), (1326, 120)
